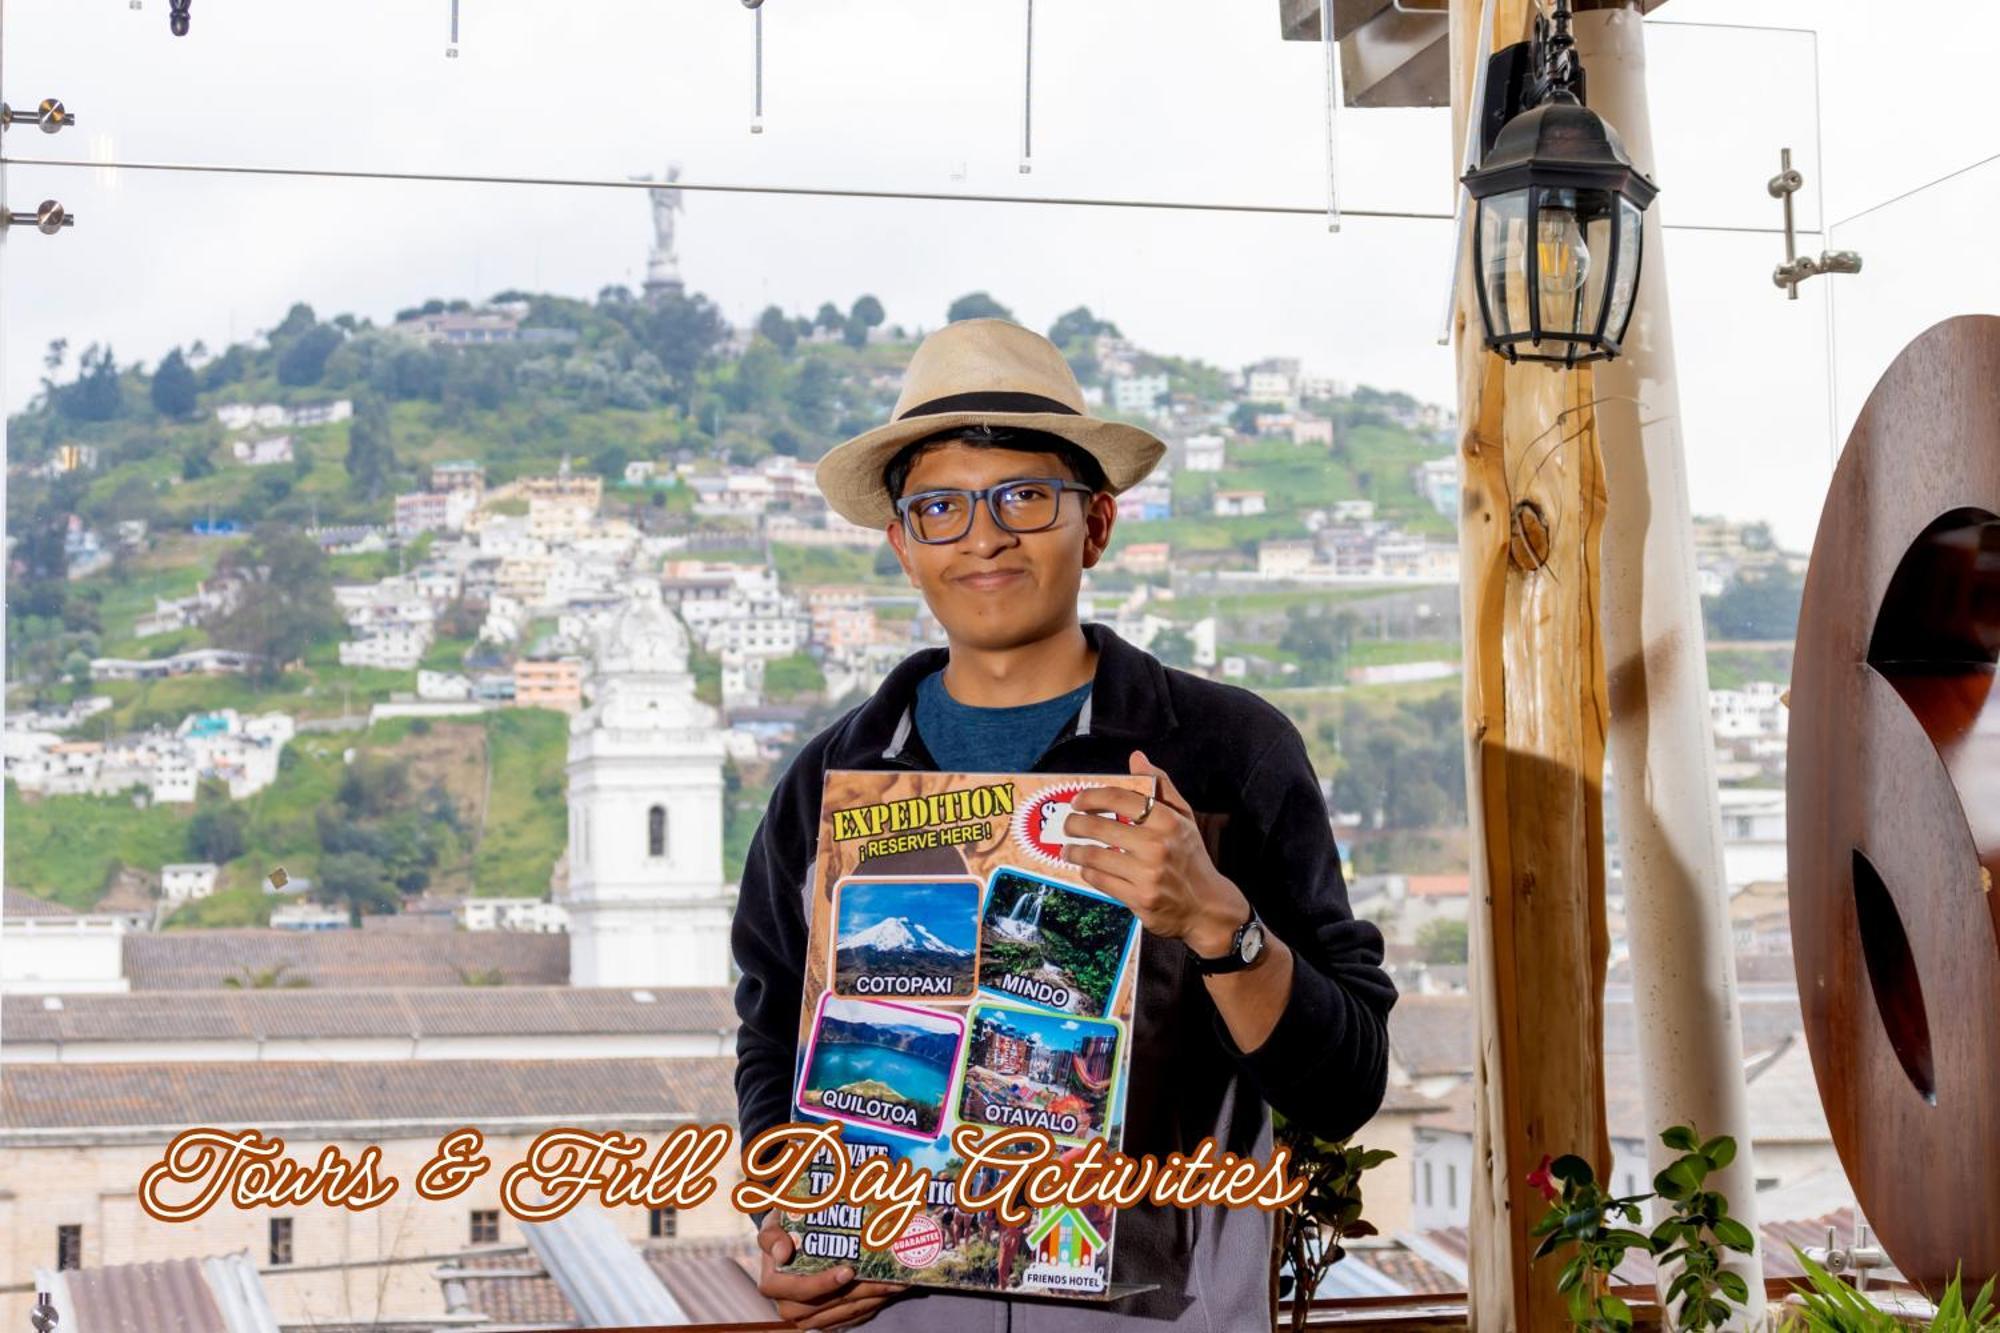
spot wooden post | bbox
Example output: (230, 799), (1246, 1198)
(1450, 2), (1615, 1329)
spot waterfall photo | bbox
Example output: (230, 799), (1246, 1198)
(830, 877), (981, 1000)
(976, 869), (1139, 1018)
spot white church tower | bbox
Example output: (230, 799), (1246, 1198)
(564, 579), (730, 987)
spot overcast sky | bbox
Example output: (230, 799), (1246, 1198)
(3, 0), (1997, 548)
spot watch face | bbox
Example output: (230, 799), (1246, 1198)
(1239, 920), (1266, 965)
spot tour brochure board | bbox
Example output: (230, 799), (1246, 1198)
(779, 768), (1158, 1301)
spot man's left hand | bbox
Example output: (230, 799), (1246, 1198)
(1062, 750), (1251, 959)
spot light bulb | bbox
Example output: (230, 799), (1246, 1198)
(1536, 208), (1590, 299)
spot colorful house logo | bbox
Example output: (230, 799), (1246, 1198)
(1027, 1204), (1105, 1268)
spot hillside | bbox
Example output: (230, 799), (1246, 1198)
(4, 285), (1472, 913)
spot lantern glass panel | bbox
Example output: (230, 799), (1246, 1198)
(1480, 189), (1532, 339)
(1602, 197), (1645, 346)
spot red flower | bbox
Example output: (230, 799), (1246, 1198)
(1526, 1154), (1559, 1203)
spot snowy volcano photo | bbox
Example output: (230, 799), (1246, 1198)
(831, 877), (981, 999)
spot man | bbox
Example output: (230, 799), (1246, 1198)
(731, 319), (1397, 1331)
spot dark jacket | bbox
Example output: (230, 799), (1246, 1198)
(730, 622), (1398, 1330)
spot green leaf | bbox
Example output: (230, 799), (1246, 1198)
(1653, 1164), (1692, 1201)
(1712, 1218), (1755, 1253)
(1716, 1270), (1750, 1303)
(1534, 1230), (1564, 1260)
(1660, 1124), (1700, 1151)
(1531, 1210), (1563, 1237)
(1605, 1229), (1653, 1252)
(1700, 1136), (1737, 1169)
(1599, 1292), (1633, 1330)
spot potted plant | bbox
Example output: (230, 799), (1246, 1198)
(1269, 1113), (1394, 1333)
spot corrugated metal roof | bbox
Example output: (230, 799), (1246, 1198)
(31, 1253), (278, 1333)
(444, 1239), (780, 1328)
(3, 1057), (738, 1132)
(4, 985), (736, 1044)
(521, 1205), (688, 1328)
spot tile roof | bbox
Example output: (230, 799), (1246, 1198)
(123, 929), (569, 990)
(2, 1057), (739, 1133)
(4, 887), (78, 918)
(1392, 993), (1807, 1083)
(4, 985), (737, 1044)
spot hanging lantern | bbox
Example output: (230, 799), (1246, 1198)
(1463, 0), (1657, 366)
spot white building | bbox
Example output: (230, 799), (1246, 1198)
(271, 903), (350, 931)
(1718, 788), (1788, 889)
(160, 863), (220, 905)
(1416, 457), (1460, 518)
(1111, 373), (1170, 417)
(1244, 360), (1300, 408)
(0, 892), (133, 995)
(394, 488), (478, 538)
(1257, 540), (1317, 580)
(1711, 681), (1790, 740)
(564, 581), (730, 988)
(1183, 434), (1226, 473)
(460, 897), (570, 933)
(1213, 490), (1267, 518)
(417, 670), (474, 701)
(339, 625), (433, 671)
(230, 435), (294, 466)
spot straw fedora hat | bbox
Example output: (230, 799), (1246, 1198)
(814, 318), (1168, 530)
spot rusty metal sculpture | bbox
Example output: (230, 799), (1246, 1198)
(1790, 314), (2000, 1289)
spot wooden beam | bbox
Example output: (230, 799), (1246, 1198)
(1449, 2), (1615, 1329)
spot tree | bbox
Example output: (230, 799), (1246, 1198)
(947, 291), (1013, 324)
(317, 851), (399, 916)
(814, 301), (845, 333)
(757, 305), (798, 353)
(592, 444), (631, 482)
(338, 754), (412, 818)
(1150, 626), (1196, 668)
(636, 291), (728, 401)
(845, 294), (886, 347)
(1705, 568), (1803, 642)
(188, 805), (248, 863)
(206, 523), (344, 683)
(344, 394), (394, 501)
(151, 348), (199, 418)
(63, 344), (125, 422)
(1231, 400), (1284, 435)
(272, 302), (318, 340)
(276, 323), (343, 386)
(1049, 306), (1119, 347)
(1417, 917), (1469, 965)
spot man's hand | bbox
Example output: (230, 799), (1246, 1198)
(1061, 749), (1250, 959)
(756, 1214), (908, 1330)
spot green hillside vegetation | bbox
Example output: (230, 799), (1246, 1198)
(4, 708), (569, 917)
(6, 286), (1473, 911)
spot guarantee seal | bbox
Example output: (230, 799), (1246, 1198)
(889, 1213), (944, 1269)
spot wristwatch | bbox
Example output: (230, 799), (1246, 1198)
(1187, 906), (1267, 976)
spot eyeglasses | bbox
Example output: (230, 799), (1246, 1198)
(893, 476), (1095, 545)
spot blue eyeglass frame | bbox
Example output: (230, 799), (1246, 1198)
(893, 476), (1095, 544)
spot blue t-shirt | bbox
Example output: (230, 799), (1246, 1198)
(913, 669), (1092, 773)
